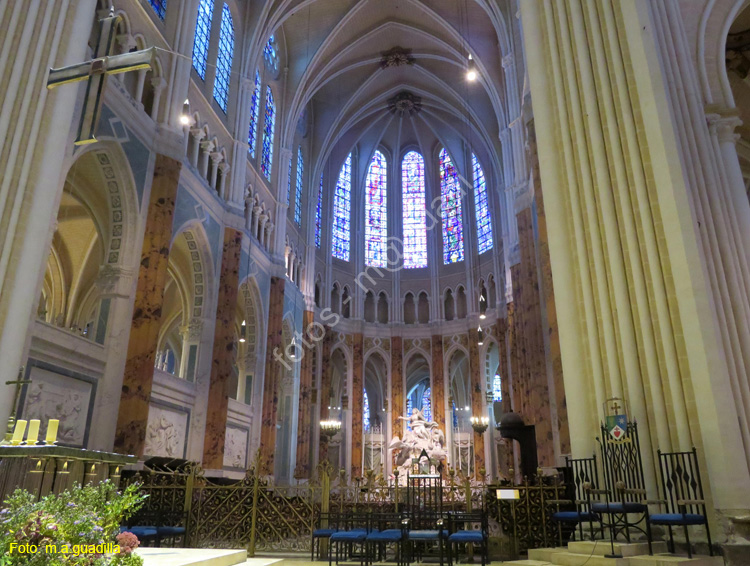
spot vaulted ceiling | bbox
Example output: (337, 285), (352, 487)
(245, 0), (516, 186)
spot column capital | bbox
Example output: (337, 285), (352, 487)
(150, 76), (167, 92)
(501, 53), (515, 69)
(180, 317), (205, 341)
(190, 127), (206, 141)
(209, 151), (223, 163)
(513, 178), (534, 214)
(706, 112), (743, 144)
(96, 264), (134, 296)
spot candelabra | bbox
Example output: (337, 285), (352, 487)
(470, 415), (490, 434)
(320, 420), (342, 439)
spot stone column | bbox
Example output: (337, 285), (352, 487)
(115, 155), (181, 456)
(350, 333), (364, 477)
(88, 265), (136, 450)
(492, 320), (513, 479)
(318, 330), (334, 465)
(0, 0), (97, 427)
(294, 309), (315, 478)
(430, 335), (446, 441)
(521, 0), (750, 527)
(190, 128), (205, 167)
(178, 318), (203, 381)
(209, 152), (222, 191)
(202, 228), (242, 469)
(260, 276), (285, 474)
(218, 162), (231, 200)
(467, 327), (486, 479)
(134, 69), (147, 106)
(390, 336), (404, 430)
(149, 77), (166, 122)
(199, 140), (214, 179)
(527, 117), (570, 458)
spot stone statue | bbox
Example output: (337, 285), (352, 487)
(389, 408), (447, 481)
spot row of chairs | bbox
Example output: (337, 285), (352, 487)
(550, 447), (712, 558)
(119, 509), (188, 547)
(312, 510), (489, 566)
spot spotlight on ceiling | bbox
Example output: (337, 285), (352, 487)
(179, 99), (192, 125)
(466, 54), (477, 82)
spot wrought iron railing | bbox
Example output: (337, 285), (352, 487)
(123, 458), (567, 555)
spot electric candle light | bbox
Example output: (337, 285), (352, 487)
(26, 419), (40, 444)
(11, 420), (27, 445)
(45, 419), (59, 444)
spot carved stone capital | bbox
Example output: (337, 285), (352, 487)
(150, 76), (167, 92)
(209, 151), (224, 164)
(190, 128), (206, 142)
(200, 140), (215, 153)
(180, 317), (204, 341)
(501, 53), (515, 69)
(514, 179), (534, 214)
(707, 113), (743, 144)
(96, 264), (133, 295)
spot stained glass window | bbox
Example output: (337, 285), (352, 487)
(332, 154), (352, 261)
(286, 158), (292, 205)
(493, 374), (502, 402)
(406, 397), (413, 430)
(439, 148), (464, 264)
(149, 0), (167, 20)
(315, 174), (323, 248)
(248, 70), (261, 158)
(191, 0), (213, 80)
(363, 389), (370, 432)
(365, 151), (387, 267)
(263, 35), (279, 73)
(402, 151), (428, 268)
(452, 400), (458, 428)
(472, 153), (493, 254)
(295, 147), (304, 225)
(421, 387), (432, 423)
(212, 4), (234, 112)
(261, 86), (275, 181)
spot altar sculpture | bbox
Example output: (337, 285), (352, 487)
(389, 408), (447, 481)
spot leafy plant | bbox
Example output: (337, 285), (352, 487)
(0, 480), (146, 565)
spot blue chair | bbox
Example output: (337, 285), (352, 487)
(364, 513), (405, 566)
(547, 455), (604, 546)
(645, 448), (713, 559)
(312, 511), (339, 561)
(403, 512), (446, 566)
(446, 511), (488, 566)
(329, 513), (373, 566)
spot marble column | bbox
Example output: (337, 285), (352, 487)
(391, 336), (404, 439)
(114, 155), (181, 457)
(350, 333), (364, 477)
(295, 309), (315, 478)
(467, 327), (486, 479)
(527, 117), (570, 457)
(492, 320), (513, 478)
(430, 335), (446, 440)
(260, 276), (285, 475)
(202, 228), (242, 469)
(318, 329), (334, 465)
(512, 207), (555, 467)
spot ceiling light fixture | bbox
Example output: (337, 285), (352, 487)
(466, 54), (477, 81)
(179, 99), (191, 125)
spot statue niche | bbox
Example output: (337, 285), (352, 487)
(388, 407), (446, 482)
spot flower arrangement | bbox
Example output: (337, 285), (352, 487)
(0, 480), (146, 566)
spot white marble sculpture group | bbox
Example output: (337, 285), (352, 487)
(388, 408), (447, 481)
